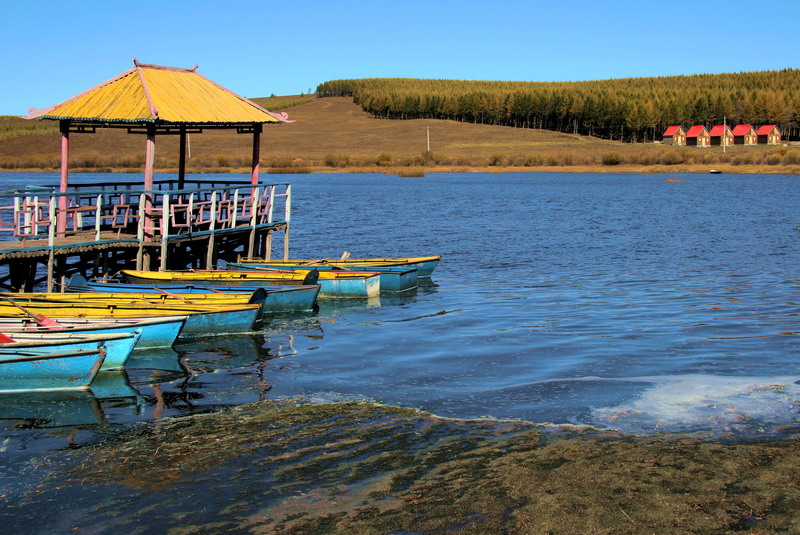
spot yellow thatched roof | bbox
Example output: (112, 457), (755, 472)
(28, 60), (289, 124)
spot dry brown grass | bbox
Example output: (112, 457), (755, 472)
(1, 97), (798, 174)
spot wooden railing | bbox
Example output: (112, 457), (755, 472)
(0, 182), (291, 247)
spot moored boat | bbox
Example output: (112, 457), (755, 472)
(0, 334), (123, 392)
(0, 316), (186, 350)
(0, 301), (261, 337)
(228, 262), (418, 293)
(1, 331), (142, 371)
(120, 268), (319, 286)
(0, 350), (106, 393)
(120, 269), (379, 299)
(1, 288), (269, 321)
(66, 275), (320, 313)
(237, 255), (442, 278)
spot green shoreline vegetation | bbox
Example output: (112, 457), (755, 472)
(19, 399), (800, 534)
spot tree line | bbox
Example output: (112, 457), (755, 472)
(315, 70), (800, 142)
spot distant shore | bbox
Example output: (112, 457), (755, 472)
(2, 164), (798, 176)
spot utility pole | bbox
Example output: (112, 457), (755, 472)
(427, 127), (430, 152)
(723, 116), (727, 154)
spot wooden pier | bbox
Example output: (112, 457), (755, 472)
(0, 178), (290, 292)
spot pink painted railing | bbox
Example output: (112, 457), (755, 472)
(0, 182), (291, 248)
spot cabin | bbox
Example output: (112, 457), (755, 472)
(757, 125), (781, 145)
(661, 126), (686, 145)
(685, 125), (710, 147)
(708, 125), (734, 147)
(731, 125), (757, 145)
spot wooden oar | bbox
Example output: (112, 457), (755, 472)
(1, 298), (65, 328)
(154, 287), (196, 304)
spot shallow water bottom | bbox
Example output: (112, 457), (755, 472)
(3, 399), (799, 534)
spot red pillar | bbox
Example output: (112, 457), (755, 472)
(178, 126), (187, 189)
(57, 120), (70, 236)
(251, 123), (261, 185)
(144, 124), (156, 237)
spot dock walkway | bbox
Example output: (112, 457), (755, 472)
(0, 179), (291, 291)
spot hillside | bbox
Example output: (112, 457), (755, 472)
(1, 96), (798, 174)
(317, 70), (800, 143)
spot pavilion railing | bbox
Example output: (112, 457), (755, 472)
(0, 182), (291, 248)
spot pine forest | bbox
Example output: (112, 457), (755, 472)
(316, 70), (800, 143)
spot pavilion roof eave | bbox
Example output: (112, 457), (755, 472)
(35, 117), (286, 131)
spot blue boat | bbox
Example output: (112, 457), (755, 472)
(118, 269), (379, 299)
(236, 255), (441, 278)
(0, 336), (108, 392)
(66, 275), (320, 313)
(0, 316), (185, 350)
(1, 331), (142, 371)
(228, 262), (419, 293)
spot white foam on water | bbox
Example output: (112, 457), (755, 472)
(590, 374), (800, 435)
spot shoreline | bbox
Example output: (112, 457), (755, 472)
(13, 399), (800, 534)
(1, 164), (799, 175)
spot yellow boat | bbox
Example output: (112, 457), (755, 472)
(120, 269), (380, 298)
(0, 300), (261, 337)
(236, 255), (441, 277)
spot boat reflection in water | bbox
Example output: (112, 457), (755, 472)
(0, 389), (105, 428)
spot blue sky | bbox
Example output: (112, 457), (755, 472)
(1, 0), (798, 115)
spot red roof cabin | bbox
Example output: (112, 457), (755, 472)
(662, 126), (686, 145)
(708, 125), (734, 147)
(731, 125), (757, 145)
(756, 125), (781, 145)
(685, 125), (711, 147)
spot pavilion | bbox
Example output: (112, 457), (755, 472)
(25, 59), (292, 234)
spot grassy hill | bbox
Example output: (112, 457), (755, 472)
(1, 96), (798, 175)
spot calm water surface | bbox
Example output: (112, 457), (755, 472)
(0, 171), (798, 462)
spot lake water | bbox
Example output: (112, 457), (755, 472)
(0, 171), (799, 460)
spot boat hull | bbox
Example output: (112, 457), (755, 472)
(0, 302), (261, 337)
(0, 348), (106, 392)
(120, 269), (375, 298)
(3, 331), (142, 371)
(239, 256), (441, 278)
(67, 275), (319, 313)
(0, 317), (186, 350)
(229, 262), (418, 293)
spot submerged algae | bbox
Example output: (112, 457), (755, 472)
(11, 400), (800, 534)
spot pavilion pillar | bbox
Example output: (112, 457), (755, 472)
(251, 123), (262, 185)
(178, 126), (187, 189)
(144, 124), (156, 239)
(57, 120), (70, 236)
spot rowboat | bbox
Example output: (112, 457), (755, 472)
(0, 333), (127, 392)
(120, 269), (380, 299)
(228, 262), (418, 293)
(66, 275), (320, 313)
(0, 316), (186, 350)
(121, 268), (320, 286)
(1, 331), (142, 371)
(0, 301), (261, 337)
(238, 255), (442, 278)
(1, 288), (268, 321)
